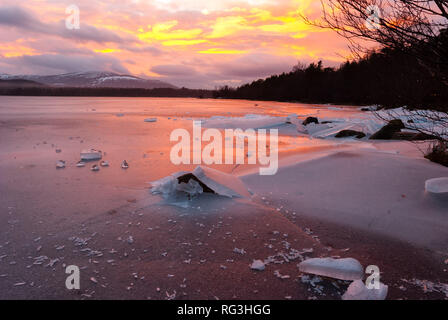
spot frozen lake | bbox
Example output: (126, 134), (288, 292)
(0, 96), (447, 300)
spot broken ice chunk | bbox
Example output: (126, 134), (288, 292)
(298, 257), (364, 281)
(81, 149), (102, 161)
(189, 166), (251, 198)
(250, 260), (265, 271)
(100, 161), (109, 167)
(56, 160), (66, 169)
(150, 165), (251, 199)
(76, 161), (86, 167)
(425, 177), (448, 195)
(233, 248), (246, 255)
(13, 282), (26, 286)
(342, 279), (388, 300)
(121, 160), (129, 169)
(91, 164), (100, 172)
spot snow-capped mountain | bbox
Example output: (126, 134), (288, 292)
(0, 72), (176, 89)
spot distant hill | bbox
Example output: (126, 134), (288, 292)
(0, 86), (212, 98)
(0, 71), (176, 89)
(0, 79), (46, 88)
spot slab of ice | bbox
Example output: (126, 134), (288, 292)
(302, 119), (382, 139)
(298, 257), (364, 281)
(80, 149), (102, 161)
(425, 177), (448, 195)
(144, 118), (157, 122)
(342, 279), (388, 300)
(151, 170), (189, 199)
(76, 161), (85, 167)
(56, 160), (65, 169)
(121, 160), (129, 169)
(191, 166), (251, 198)
(151, 166), (251, 200)
(100, 160), (109, 167)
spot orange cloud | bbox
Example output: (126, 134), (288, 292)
(0, 0), (352, 88)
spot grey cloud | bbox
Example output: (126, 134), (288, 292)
(1, 53), (129, 75)
(0, 6), (132, 44)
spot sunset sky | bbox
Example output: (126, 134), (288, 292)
(0, 0), (355, 88)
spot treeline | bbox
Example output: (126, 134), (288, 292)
(0, 86), (213, 98)
(214, 46), (448, 111)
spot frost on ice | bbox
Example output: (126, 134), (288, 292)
(151, 166), (251, 205)
(298, 257), (364, 281)
(342, 279), (388, 300)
